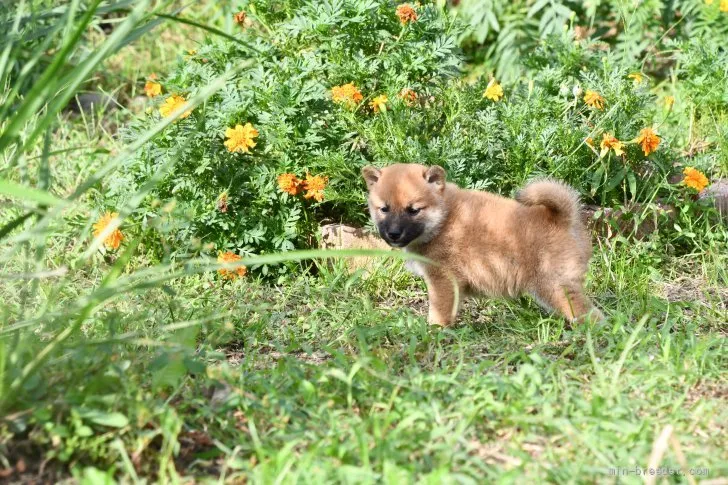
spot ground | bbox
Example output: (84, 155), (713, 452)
(1, 2), (727, 483)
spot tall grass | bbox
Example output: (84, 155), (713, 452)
(0, 0), (428, 419)
(0, 0), (255, 412)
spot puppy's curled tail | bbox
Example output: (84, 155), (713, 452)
(516, 178), (581, 226)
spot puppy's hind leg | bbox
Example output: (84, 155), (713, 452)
(535, 283), (603, 324)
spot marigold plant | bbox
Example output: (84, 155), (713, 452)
(277, 173), (302, 195)
(682, 167), (709, 192)
(634, 128), (660, 156)
(398, 88), (418, 106)
(144, 81), (161, 98)
(224, 123), (259, 154)
(217, 251), (247, 280)
(600, 133), (624, 157)
(628, 73), (644, 84)
(396, 4), (418, 25)
(159, 94), (191, 119)
(370, 94), (388, 113)
(331, 83), (363, 108)
(303, 174), (328, 202)
(233, 11), (248, 27)
(115, 0), (688, 272)
(483, 80), (503, 101)
(584, 90), (605, 110)
(92, 212), (123, 250)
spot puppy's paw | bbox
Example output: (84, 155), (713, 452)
(575, 307), (605, 325)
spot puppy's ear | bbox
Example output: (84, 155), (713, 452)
(361, 166), (381, 189)
(424, 165), (446, 192)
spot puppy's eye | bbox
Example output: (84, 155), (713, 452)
(406, 207), (421, 215)
(380, 206), (390, 213)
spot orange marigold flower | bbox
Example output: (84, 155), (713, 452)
(93, 211), (123, 250)
(398, 88), (418, 106)
(217, 251), (247, 280)
(600, 133), (624, 157)
(277, 173), (302, 195)
(331, 83), (363, 108)
(369, 94), (388, 113)
(159, 94), (192, 119)
(144, 81), (162, 98)
(682, 167), (709, 192)
(303, 174), (328, 202)
(628, 73), (645, 84)
(584, 90), (605, 110)
(585, 137), (595, 149)
(664, 96), (675, 109)
(149, 73), (158, 80)
(233, 11), (247, 25)
(483, 79), (503, 101)
(634, 127), (660, 156)
(224, 123), (259, 154)
(396, 4), (418, 25)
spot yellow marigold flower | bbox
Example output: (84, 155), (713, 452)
(303, 174), (328, 202)
(664, 95), (675, 109)
(370, 94), (389, 113)
(331, 83), (363, 108)
(682, 167), (709, 192)
(277, 173), (302, 196)
(396, 4), (418, 25)
(585, 137), (595, 149)
(584, 90), (605, 110)
(217, 251), (247, 280)
(628, 73), (645, 84)
(634, 127), (661, 156)
(705, 0), (714, 4)
(483, 79), (504, 101)
(93, 211), (123, 250)
(721, 0), (728, 11)
(144, 81), (161, 98)
(159, 94), (192, 119)
(398, 88), (418, 106)
(224, 123), (259, 154)
(600, 133), (624, 157)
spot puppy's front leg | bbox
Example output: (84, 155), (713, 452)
(424, 269), (461, 326)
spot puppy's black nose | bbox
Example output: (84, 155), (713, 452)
(387, 230), (402, 241)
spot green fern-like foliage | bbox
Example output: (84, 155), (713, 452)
(454, 0), (728, 80)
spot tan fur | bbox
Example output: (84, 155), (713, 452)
(362, 163), (603, 326)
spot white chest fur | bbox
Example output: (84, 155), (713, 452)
(403, 248), (426, 277)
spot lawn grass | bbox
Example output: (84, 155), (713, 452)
(3, 152), (726, 481)
(1, 2), (727, 483)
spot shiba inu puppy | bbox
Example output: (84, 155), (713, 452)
(362, 163), (603, 326)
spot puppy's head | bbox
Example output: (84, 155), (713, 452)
(361, 163), (448, 248)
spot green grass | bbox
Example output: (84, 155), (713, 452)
(1, 1), (727, 483)
(2, 148), (726, 481)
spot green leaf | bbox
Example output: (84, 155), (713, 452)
(78, 409), (129, 428)
(152, 354), (186, 390)
(0, 179), (66, 207)
(590, 165), (605, 195)
(604, 166), (627, 192)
